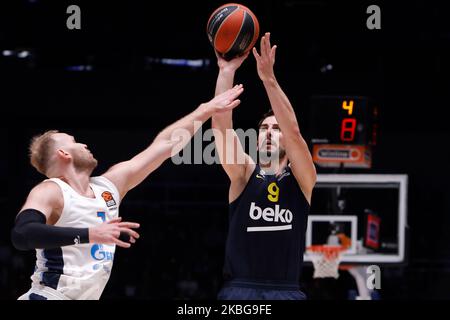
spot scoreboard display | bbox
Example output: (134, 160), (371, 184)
(309, 96), (376, 168)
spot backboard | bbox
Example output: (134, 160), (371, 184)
(304, 174), (408, 264)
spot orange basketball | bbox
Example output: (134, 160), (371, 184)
(206, 3), (260, 60)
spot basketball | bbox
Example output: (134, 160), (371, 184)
(207, 3), (260, 60)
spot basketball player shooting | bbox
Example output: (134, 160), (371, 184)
(11, 85), (244, 300)
(212, 33), (317, 300)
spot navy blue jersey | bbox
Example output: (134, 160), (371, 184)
(223, 165), (310, 289)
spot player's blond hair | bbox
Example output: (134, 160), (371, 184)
(29, 130), (59, 175)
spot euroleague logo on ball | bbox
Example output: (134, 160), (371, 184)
(207, 3), (260, 60)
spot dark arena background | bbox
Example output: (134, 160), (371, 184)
(1, 0), (450, 303)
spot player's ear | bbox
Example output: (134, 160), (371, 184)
(57, 149), (71, 160)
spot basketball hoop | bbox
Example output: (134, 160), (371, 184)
(307, 245), (347, 279)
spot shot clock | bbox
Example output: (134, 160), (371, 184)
(309, 96), (377, 168)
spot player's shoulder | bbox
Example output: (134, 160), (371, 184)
(28, 180), (64, 204)
(31, 180), (62, 193)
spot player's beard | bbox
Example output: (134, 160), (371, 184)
(259, 146), (286, 166)
(73, 152), (98, 175)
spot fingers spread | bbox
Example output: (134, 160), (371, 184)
(226, 85), (243, 100)
(113, 237), (131, 248)
(232, 85), (244, 94)
(228, 88), (244, 101)
(260, 35), (265, 53)
(252, 47), (260, 60)
(120, 227), (140, 239)
(118, 222), (140, 229)
(231, 84), (243, 91)
(271, 45), (277, 60)
(265, 33), (273, 57)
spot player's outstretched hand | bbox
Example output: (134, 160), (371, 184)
(203, 84), (244, 114)
(89, 217), (140, 248)
(252, 32), (277, 83)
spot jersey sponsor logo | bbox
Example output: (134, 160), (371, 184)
(101, 191), (116, 207)
(91, 244), (114, 271)
(247, 202), (293, 232)
(91, 244), (114, 261)
(73, 235), (81, 245)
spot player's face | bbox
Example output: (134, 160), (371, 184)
(258, 116), (285, 156)
(54, 133), (98, 172)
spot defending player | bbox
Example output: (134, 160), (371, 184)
(12, 85), (244, 300)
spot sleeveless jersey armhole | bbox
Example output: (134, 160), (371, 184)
(43, 178), (71, 225)
(287, 164), (312, 208)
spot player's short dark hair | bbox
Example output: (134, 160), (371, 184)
(257, 109), (274, 128)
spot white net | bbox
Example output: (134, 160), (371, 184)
(308, 246), (343, 279)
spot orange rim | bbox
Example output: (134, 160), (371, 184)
(307, 245), (346, 260)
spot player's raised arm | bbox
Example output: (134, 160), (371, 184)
(211, 53), (256, 202)
(252, 32), (316, 204)
(11, 181), (140, 250)
(102, 85), (244, 199)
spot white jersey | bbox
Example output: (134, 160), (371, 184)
(27, 176), (121, 300)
